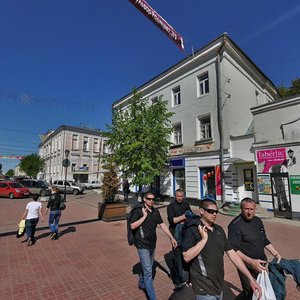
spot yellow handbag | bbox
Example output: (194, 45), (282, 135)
(16, 219), (26, 238)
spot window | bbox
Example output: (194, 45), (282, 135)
(83, 136), (89, 152)
(197, 72), (209, 96)
(71, 163), (76, 172)
(172, 86), (181, 107)
(93, 138), (99, 152)
(173, 123), (182, 145)
(198, 115), (211, 140)
(72, 135), (79, 150)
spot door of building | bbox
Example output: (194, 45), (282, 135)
(237, 166), (257, 201)
(270, 172), (292, 219)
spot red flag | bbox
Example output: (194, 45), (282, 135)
(129, 0), (184, 51)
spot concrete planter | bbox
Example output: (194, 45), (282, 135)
(98, 202), (127, 222)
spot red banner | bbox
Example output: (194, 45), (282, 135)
(215, 165), (222, 196)
(129, 0), (184, 51)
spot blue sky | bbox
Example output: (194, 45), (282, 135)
(0, 0), (300, 173)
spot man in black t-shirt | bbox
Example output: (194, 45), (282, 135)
(181, 196), (261, 299)
(167, 189), (191, 289)
(130, 191), (177, 300)
(228, 197), (281, 299)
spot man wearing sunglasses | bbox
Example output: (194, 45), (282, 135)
(181, 196), (262, 300)
(228, 197), (281, 300)
(130, 191), (177, 300)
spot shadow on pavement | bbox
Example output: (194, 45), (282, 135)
(168, 280), (240, 299)
(35, 226), (77, 240)
(0, 218), (99, 237)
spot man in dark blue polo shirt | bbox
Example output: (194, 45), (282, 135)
(228, 197), (281, 299)
(181, 196), (261, 300)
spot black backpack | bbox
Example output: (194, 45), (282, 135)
(181, 223), (200, 272)
(127, 204), (143, 246)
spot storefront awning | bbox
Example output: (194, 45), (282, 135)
(223, 158), (254, 165)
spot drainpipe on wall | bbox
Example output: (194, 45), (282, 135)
(216, 35), (226, 205)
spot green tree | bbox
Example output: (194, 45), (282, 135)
(104, 89), (174, 188)
(19, 153), (45, 178)
(5, 169), (14, 177)
(278, 77), (300, 97)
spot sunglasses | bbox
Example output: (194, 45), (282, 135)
(202, 207), (219, 214)
(145, 197), (155, 201)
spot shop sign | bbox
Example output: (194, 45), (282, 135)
(170, 144), (213, 156)
(290, 175), (300, 194)
(256, 148), (286, 173)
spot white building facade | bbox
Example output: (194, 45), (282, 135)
(39, 125), (107, 183)
(252, 94), (300, 219)
(113, 33), (278, 204)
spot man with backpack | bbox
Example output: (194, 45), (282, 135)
(167, 188), (191, 290)
(181, 196), (262, 299)
(129, 191), (177, 300)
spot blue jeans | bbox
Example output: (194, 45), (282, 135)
(137, 248), (156, 300)
(49, 210), (61, 234)
(26, 218), (39, 240)
(196, 292), (223, 300)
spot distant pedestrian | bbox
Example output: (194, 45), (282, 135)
(130, 191), (177, 300)
(228, 197), (281, 299)
(167, 189), (191, 290)
(122, 179), (130, 202)
(21, 194), (44, 246)
(45, 186), (62, 240)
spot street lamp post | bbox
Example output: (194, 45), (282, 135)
(62, 149), (70, 201)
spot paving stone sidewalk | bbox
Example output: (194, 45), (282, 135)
(0, 193), (299, 299)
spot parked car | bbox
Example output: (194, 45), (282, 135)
(0, 181), (30, 199)
(19, 179), (51, 196)
(84, 180), (101, 189)
(52, 180), (85, 195)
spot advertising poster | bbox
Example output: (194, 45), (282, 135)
(290, 175), (300, 194)
(256, 148), (286, 173)
(257, 174), (271, 194)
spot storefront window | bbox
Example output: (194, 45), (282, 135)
(200, 167), (216, 197)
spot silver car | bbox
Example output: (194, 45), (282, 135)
(52, 180), (85, 195)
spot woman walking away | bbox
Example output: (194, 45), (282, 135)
(45, 187), (62, 240)
(21, 194), (44, 246)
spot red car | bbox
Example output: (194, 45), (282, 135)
(0, 181), (30, 199)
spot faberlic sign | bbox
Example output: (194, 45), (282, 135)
(256, 148), (286, 173)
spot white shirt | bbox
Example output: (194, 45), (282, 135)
(26, 201), (42, 219)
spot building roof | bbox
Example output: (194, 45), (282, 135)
(39, 125), (102, 146)
(113, 32), (278, 108)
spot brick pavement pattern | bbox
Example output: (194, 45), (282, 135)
(0, 193), (299, 299)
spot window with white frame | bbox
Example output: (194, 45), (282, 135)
(172, 86), (181, 107)
(93, 163), (98, 173)
(197, 72), (209, 96)
(71, 163), (76, 172)
(198, 115), (212, 140)
(93, 138), (99, 152)
(72, 135), (79, 150)
(173, 123), (182, 145)
(83, 136), (89, 152)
